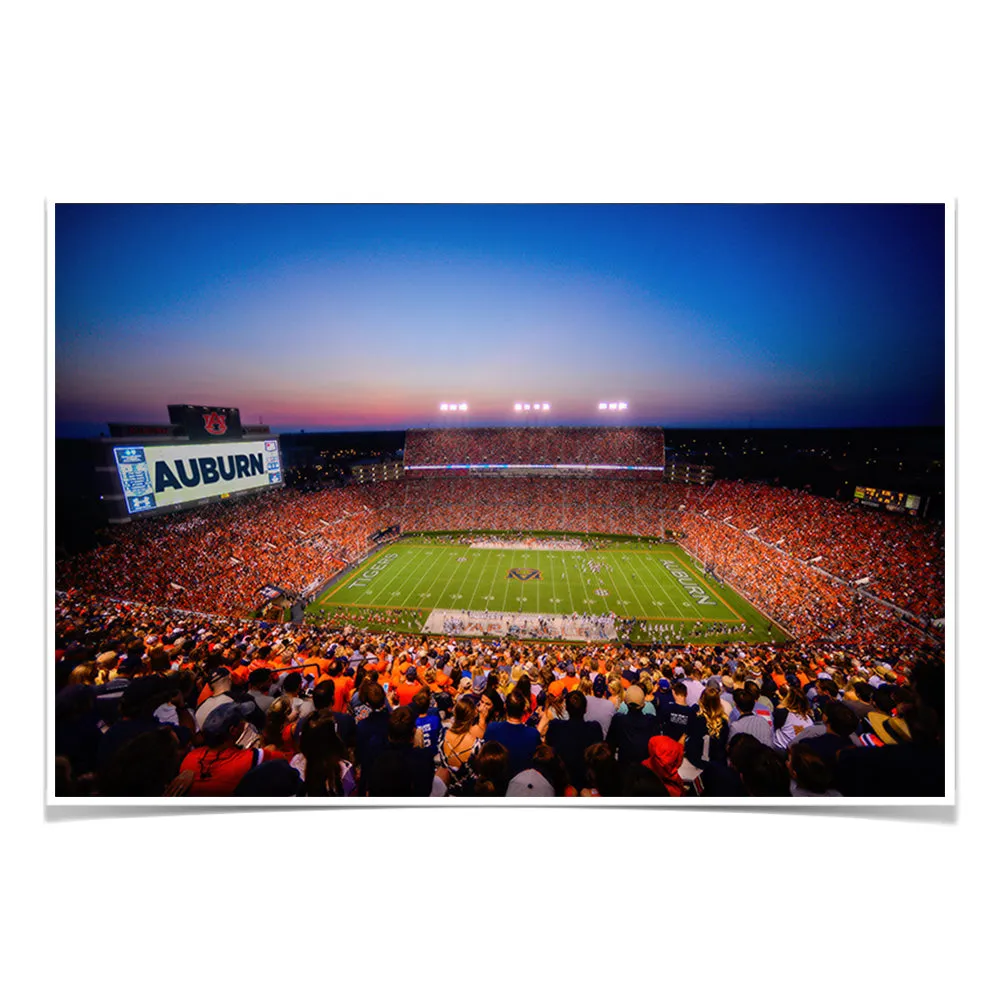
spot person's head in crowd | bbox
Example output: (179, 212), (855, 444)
(514, 673), (532, 704)
(872, 685), (897, 716)
(727, 733), (762, 773)
(822, 700), (859, 738)
(592, 673), (608, 699)
(99, 728), (183, 796)
(738, 744), (791, 796)
(479, 689), (504, 724)
(733, 687), (757, 715)
(643, 735), (685, 795)
(364, 681), (387, 712)
(530, 744), (571, 794)
(450, 697), (479, 736)
(788, 743), (836, 795)
(505, 689), (528, 723)
(623, 685), (646, 712)
(148, 647), (171, 675)
(299, 711), (350, 796)
(565, 689), (587, 721)
(817, 678), (839, 700)
(67, 663), (96, 687)
(312, 679), (335, 712)
(901, 704), (943, 746)
(583, 742), (620, 796)
(778, 687), (809, 718)
(207, 662), (231, 696)
(622, 762), (670, 796)
(411, 688), (432, 719)
(249, 668), (272, 694)
(850, 681), (875, 706)
(282, 673), (303, 699)
(387, 706), (416, 745)
(472, 740), (509, 796)
(671, 680), (688, 704)
(697, 686), (728, 733)
(120, 676), (177, 720)
(263, 696), (294, 748)
(201, 700), (257, 748)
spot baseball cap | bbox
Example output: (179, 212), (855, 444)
(207, 664), (231, 683)
(506, 769), (555, 797)
(201, 700), (255, 739)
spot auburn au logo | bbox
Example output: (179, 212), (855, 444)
(507, 568), (541, 581)
(203, 411), (228, 435)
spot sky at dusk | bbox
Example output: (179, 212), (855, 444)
(55, 203), (945, 436)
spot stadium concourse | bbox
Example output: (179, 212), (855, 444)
(54, 427), (945, 797)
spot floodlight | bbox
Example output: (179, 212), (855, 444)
(449, 403), (458, 411)
(618, 402), (628, 410)
(598, 402), (608, 410)
(440, 403), (448, 411)
(542, 403), (550, 411)
(514, 403), (522, 411)
(459, 403), (468, 411)
(609, 403), (618, 410)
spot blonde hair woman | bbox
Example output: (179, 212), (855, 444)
(684, 686), (730, 768)
(773, 688), (812, 751)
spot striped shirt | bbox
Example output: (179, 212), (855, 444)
(728, 712), (774, 748)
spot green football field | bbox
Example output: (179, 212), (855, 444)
(307, 533), (787, 645)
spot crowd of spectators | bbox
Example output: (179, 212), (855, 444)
(55, 472), (943, 647)
(56, 486), (381, 616)
(54, 593), (945, 798)
(404, 427), (665, 468)
(691, 481), (945, 619)
(363, 479), (692, 538)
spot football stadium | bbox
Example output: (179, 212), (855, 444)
(53, 204), (947, 801)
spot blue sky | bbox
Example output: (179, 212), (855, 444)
(55, 203), (945, 435)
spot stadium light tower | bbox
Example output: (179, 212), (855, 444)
(598, 401), (628, 412)
(513, 402), (552, 425)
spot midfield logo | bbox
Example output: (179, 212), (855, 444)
(507, 568), (541, 581)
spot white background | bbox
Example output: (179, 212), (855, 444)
(4, 2), (995, 997)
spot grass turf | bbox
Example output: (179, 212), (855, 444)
(306, 533), (788, 645)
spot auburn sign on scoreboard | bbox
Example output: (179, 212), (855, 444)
(113, 439), (283, 514)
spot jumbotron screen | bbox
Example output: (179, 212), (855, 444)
(853, 485), (920, 514)
(113, 439), (283, 514)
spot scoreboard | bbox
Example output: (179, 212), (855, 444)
(853, 485), (921, 515)
(112, 438), (283, 515)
